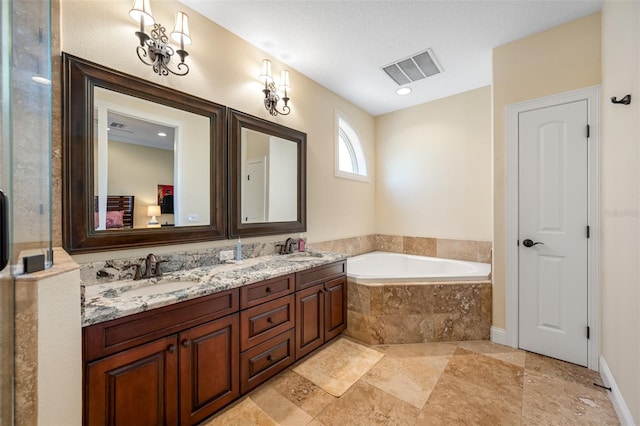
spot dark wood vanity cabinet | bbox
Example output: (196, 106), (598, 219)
(239, 275), (296, 393)
(295, 262), (348, 359)
(83, 261), (346, 425)
(85, 335), (179, 425)
(83, 289), (239, 426)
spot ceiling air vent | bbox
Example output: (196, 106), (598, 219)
(382, 48), (443, 86)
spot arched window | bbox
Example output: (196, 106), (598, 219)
(336, 111), (368, 180)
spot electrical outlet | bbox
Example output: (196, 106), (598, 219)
(219, 250), (234, 261)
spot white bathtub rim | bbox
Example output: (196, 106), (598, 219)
(347, 251), (491, 284)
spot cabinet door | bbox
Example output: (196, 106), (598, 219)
(85, 335), (178, 426)
(295, 284), (324, 359)
(324, 277), (347, 341)
(179, 314), (239, 425)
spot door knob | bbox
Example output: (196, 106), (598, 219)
(522, 239), (544, 248)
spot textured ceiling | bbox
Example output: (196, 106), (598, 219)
(181, 0), (602, 116)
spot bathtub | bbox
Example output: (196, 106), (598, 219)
(345, 251), (492, 344)
(347, 251), (491, 284)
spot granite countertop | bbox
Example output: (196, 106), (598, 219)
(83, 250), (347, 327)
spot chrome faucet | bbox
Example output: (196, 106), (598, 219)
(134, 253), (167, 280)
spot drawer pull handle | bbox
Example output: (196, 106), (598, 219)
(167, 344), (176, 353)
(266, 355), (273, 362)
(182, 340), (190, 348)
(267, 317), (274, 324)
(265, 287), (272, 293)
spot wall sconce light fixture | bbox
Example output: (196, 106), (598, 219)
(259, 59), (291, 116)
(147, 205), (161, 228)
(129, 0), (191, 76)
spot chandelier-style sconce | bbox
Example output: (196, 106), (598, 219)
(259, 59), (291, 116)
(129, 0), (191, 76)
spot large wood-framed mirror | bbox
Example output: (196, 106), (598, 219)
(62, 54), (226, 253)
(228, 110), (306, 238)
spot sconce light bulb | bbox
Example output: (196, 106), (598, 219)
(279, 70), (291, 94)
(171, 11), (192, 45)
(129, 0), (155, 25)
(260, 59), (274, 84)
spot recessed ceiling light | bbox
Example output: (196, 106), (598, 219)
(158, 132), (167, 137)
(396, 87), (412, 96)
(31, 76), (51, 85)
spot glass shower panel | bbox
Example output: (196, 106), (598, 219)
(0, 0), (52, 423)
(11, 0), (53, 271)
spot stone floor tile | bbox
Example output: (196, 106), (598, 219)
(521, 370), (619, 425)
(362, 355), (450, 409)
(312, 381), (420, 426)
(268, 370), (336, 418)
(375, 342), (459, 358)
(250, 386), (314, 425)
(202, 397), (277, 426)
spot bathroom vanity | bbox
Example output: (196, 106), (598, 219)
(82, 254), (346, 425)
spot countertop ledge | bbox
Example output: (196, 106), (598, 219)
(83, 250), (347, 327)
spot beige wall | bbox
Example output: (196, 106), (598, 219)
(60, 0), (376, 262)
(492, 13), (601, 328)
(107, 141), (174, 227)
(601, 1), (640, 421)
(375, 86), (492, 241)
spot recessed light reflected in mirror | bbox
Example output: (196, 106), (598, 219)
(396, 87), (412, 96)
(158, 132), (167, 137)
(31, 76), (51, 85)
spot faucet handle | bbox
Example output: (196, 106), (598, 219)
(134, 264), (143, 281)
(155, 260), (169, 277)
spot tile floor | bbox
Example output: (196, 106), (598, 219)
(204, 337), (619, 425)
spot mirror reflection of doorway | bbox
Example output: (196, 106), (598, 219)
(243, 158), (267, 223)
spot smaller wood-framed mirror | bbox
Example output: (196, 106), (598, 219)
(63, 54), (227, 253)
(228, 110), (306, 238)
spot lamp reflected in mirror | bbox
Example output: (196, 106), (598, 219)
(147, 205), (161, 228)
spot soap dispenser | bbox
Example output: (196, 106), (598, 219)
(236, 238), (242, 261)
(298, 233), (306, 252)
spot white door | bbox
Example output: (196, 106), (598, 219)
(518, 100), (589, 366)
(242, 158), (267, 223)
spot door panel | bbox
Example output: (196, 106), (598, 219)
(179, 314), (239, 425)
(295, 284), (324, 359)
(324, 277), (347, 340)
(518, 100), (588, 366)
(85, 336), (179, 426)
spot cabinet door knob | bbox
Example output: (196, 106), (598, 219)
(167, 344), (176, 353)
(266, 355), (273, 362)
(181, 340), (190, 348)
(267, 317), (273, 324)
(265, 287), (272, 293)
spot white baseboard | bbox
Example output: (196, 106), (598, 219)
(490, 326), (507, 346)
(599, 356), (636, 426)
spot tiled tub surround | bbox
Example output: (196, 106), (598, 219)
(82, 247), (346, 326)
(345, 280), (492, 345)
(343, 250), (492, 345)
(309, 234), (492, 264)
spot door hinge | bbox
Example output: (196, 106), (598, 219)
(587, 326), (590, 339)
(517, 239), (520, 247)
(587, 225), (590, 238)
(587, 124), (590, 138)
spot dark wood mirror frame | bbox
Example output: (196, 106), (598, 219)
(228, 109), (306, 238)
(62, 53), (227, 253)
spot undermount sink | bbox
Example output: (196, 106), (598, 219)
(123, 279), (198, 297)
(286, 252), (325, 262)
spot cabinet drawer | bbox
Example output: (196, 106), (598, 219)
(240, 274), (294, 309)
(295, 260), (346, 290)
(84, 289), (239, 361)
(240, 295), (295, 351)
(240, 329), (295, 394)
